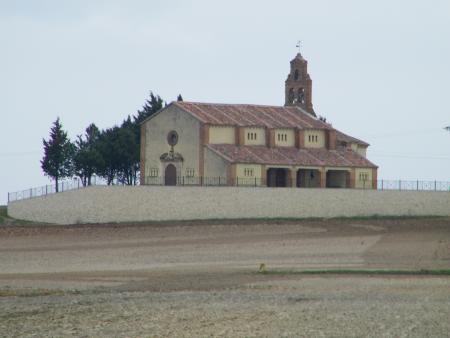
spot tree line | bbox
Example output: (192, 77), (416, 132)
(41, 92), (183, 191)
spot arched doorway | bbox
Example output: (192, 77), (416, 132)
(165, 164), (177, 186)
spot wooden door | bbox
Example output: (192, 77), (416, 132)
(165, 164), (177, 186)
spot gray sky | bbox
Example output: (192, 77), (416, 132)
(1, 0), (450, 204)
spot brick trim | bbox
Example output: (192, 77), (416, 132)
(297, 130), (305, 149)
(346, 168), (356, 188)
(372, 168), (378, 189)
(268, 129), (276, 147)
(319, 168), (326, 188)
(327, 130), (337, 150)
(199, 124), (207, 178)
(228, 164), (236, 185)
(140, 123), (146, 185)
(261, 165), (267, 186)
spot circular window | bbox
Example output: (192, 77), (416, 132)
(167, 130), (179, 146)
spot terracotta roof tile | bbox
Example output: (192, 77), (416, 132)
(175, 101), (331, 129)
(207, 144), (377, 168)
(336, 130), (369, 146)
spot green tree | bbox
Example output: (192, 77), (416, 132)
(96, 123), (137, 185)
(41, 117), (75, 192)
(73, 123), (103, 186)
(96, 127), (119, 185)
(118, 117), (139, 185)
(134, 91), (164, 124)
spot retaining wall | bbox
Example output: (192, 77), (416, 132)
(7, 186), (450, 225)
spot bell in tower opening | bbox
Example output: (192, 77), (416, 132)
(284, 51), (315, 116)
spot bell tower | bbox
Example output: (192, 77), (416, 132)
(285, 50), (315, 116)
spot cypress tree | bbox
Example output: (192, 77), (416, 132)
(41, 118), (75, 192)
(73, 123), (103, 186)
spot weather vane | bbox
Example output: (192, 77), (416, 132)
(296, 40), (302, 54)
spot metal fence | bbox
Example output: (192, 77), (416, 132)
(7, 177), (450, 203)
(7, 178), (106, 203)
(378, 179), (450, 191)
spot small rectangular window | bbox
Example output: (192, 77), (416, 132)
(150, 168), (159, 177)
(186, 168), (195, 177)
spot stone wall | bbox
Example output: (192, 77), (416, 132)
(7, 186), (450, 225)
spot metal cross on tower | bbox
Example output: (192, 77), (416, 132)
(296, 40), (302, 54)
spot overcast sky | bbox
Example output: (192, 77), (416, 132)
(1, 0), (450, 204)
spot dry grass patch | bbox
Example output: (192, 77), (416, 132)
(0, 288), (65, 297)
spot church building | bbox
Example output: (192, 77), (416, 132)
(140, 53), (377, 188)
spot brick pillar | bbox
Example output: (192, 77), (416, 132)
(268, 129), (276, 147)
(228, 164), (236, 186)
(327, 129), (337, 150)
(290, 168), (297, 187)
(236, 127), (245, 146)
(297, 130), (305, 149)
(260, 165), (267, 186)
(203, 125), (210, 144)
(347, 169), (355, 189)
(319, 168), (326, 188)
(372, 168), (378, 190)
(140, 123), (146, 185)
(286, 169), (292, 187)
(199, 125), (208, 178)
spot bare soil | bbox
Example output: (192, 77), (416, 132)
(1, 217), (449, 337)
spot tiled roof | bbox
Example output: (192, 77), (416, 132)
(207, 144), (377, 168)
(336, 130), (369, 147)
(174, 101), (331, 129)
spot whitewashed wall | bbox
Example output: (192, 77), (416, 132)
(7, 186), (450, 225)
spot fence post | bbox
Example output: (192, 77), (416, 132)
(399, 179), (401, 191)
(30, 188), (32, 198)
(236, 177), (239, 187)
(381, 179), (384, 191)
(7, 192), (9, 203)
(255, 177), (257, 187)
(417, 180), (419, 191)
(435, 180), (437, 191)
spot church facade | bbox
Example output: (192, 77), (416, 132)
(140, 53), (377, 189)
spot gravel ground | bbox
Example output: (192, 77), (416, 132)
(1, 217), (449, 337)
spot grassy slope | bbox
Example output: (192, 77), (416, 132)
(259, 269), (450, 276)
(0, 206), (7, 224)
(0, 205), (34, 225)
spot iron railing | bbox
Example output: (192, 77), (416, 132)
(7, 177), (450, 203)
(377, 179), (450, 191)
(7, 178), (106, 203)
